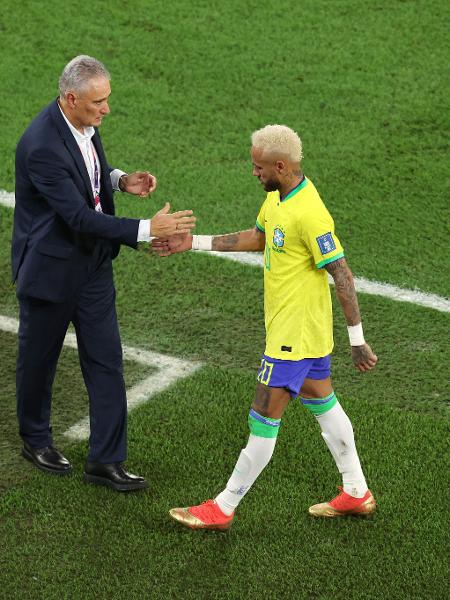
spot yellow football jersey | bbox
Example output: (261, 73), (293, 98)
(255, 177), (344, 360)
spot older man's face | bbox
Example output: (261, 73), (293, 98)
(251, 146), (280, 192)
(71, 76), (111, 129)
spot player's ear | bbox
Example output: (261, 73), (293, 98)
(275, 160), (286, 173)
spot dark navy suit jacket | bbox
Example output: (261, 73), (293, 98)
(13, 99), (140, 302)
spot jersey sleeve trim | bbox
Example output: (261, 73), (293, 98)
(316, 252), (344, 269)
(255, 221), (265, 233)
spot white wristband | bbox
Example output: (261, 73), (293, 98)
(347, 323), (365, 346)
(191, 235), (213, 251)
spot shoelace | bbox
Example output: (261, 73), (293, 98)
(331, 486), (366, 510)
(191, 500), (224, 520)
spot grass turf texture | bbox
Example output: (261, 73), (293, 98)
(0, 0), (449, 598)
(0, 0), (449, 297)
(0, 368), (448, 599)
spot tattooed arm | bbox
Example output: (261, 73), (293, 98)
(325, 258), (378, 372)
(152, 227), (265, 255)
(325, 258), (361, 325)
(212, 228), (265, 251)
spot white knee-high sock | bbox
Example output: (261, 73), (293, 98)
(315, 400), (368, 498)
(215, 433), (277, 515)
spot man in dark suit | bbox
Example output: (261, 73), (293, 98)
(12, 55), (195, 491)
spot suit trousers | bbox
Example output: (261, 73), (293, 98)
(16, 242), (127, 463)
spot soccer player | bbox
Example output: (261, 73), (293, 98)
(156, 124), (378, 529)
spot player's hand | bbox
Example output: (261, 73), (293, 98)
(351, 343), (378, 372)
(152, 232), (193, 257)
(120, 171), (157, 196)
(150, 203), (196, 237)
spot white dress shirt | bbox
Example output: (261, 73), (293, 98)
(58, 104), (151, 241)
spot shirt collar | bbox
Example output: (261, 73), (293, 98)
(280, 176), (308, 202)
(58, 101), (95, 144)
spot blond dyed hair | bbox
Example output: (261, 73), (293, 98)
(251, 124), (303, 163)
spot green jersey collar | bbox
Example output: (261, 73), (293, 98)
(281, 176), (308, 202)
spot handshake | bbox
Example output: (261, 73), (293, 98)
(149, 202), (195, 256)
(123, 171), (196, 254)
(150, 202), (196, 238)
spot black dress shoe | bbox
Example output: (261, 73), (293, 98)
(83, 462), (148, 492)
(22, 442), (72, 475)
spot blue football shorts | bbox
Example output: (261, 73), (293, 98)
(256, 354), (331, 398)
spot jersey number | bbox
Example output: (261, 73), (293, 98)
(257, 359), (274, 385)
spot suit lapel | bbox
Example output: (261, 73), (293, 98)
(50, 100), (94, 208)
(92, 131), (114, 214)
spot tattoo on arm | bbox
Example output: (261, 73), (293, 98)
(212, 228), (265, 252)
(212, 234), (240, 251)
(325, 258), (361, 325)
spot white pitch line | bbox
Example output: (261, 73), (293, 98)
(0, 189), (15, 208)
(0, 314), (201, 441)
(207, 251), (450, 313)
(2, 189), (449, 313)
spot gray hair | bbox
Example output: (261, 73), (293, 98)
(251, 124), (303, 163)
(59, 55), (110, 97)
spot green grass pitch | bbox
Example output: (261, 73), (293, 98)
(0, 1), (449, 598)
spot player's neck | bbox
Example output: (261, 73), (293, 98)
(279, 173), (303, 200)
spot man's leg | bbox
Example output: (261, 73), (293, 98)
(17, 297), (71, 448)
(16, 296), (73, 474)
(72, 252), (147, 491)
(169, 384), (291, 530)
(72, 258), (127, 464)
(300, 376), (375, 517)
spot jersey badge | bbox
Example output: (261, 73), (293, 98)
(316, 232), (336, 255)
(272, 226), (286, 252)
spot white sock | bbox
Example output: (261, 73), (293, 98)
(315, 401), (368, 498)
(215, 434), (277, 515)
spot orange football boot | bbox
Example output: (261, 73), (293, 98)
(309, 487), (376, 517)
(169, 499), (234, 530)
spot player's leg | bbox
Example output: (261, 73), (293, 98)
(299, 359), (375, 516)
(169, 354), (319, 530)
(300, 375), (368, 497)
(169, 383), (291, 530)
(215, 383), (290, 510)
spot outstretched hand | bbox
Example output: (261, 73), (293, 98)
(152, 232), (193, 256)
(121, 171), (157, 196)
(351, 343), (378, 372)
(150, 203), (196, 238)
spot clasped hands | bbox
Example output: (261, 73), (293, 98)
(151, 230), (192, 255)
